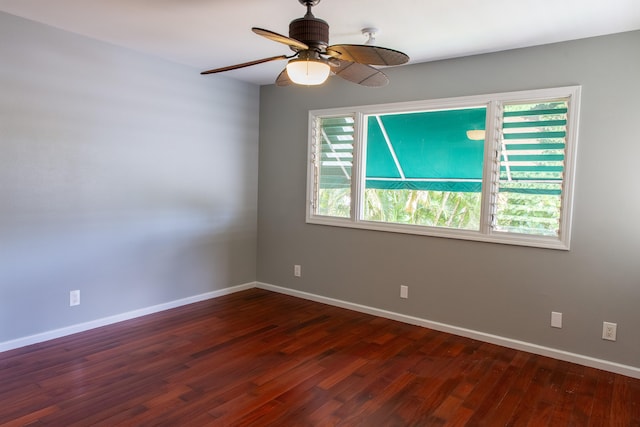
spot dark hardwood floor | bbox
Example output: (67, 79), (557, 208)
(1, 288), (638, 426)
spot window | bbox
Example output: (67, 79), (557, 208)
(306, 87), (580, 249)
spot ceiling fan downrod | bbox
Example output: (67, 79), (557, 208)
(299, 0), (321, 18)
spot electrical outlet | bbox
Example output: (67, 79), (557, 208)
(551, 311), (562, 328)
(70, 290), (80, 306)
(400, 285), (408, 299)
(294, 265), (301, 277)
(602, 322), (617, 341)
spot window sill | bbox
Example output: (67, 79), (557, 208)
(306, 215), (570, 250)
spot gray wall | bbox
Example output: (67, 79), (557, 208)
(3, 7), (638, 369)
(257, 31), (640, 367)
(0, 12), (259, 342)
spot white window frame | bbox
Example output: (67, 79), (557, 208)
(306, 86), (581, 250)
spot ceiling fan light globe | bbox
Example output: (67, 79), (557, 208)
(286, 58), (330, 85)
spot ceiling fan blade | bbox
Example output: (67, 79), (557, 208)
(275, 68), (292, 87)
(252, 27), (309, 51)
(326, 44), (409, 66)
(200, 55), (288, 75)
(331, 60), (389, 87)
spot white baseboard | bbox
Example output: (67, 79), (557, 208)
(4, 280), (639, 380)
(256, 281), (640, 379)
(0, 282), (256, 353)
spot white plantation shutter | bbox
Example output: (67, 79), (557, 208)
(312, 115), (355, 217)
(493, 100), (570, 236)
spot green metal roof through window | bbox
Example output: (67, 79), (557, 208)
(317, 103), (568, 195)
(366, 108), (487, 192)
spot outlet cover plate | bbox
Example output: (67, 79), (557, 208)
(602, 321), (617, 341)
(551, 311), (562, 328)
(70, 290), (80, 306)
(400, 285), (408, 299)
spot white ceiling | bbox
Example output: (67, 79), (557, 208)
(1, 0), (639, 86)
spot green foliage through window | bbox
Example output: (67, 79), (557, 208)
(364, 189), (481, 229)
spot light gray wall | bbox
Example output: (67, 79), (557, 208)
(257, 31), (640, 367)
(0, 12), (259, 342)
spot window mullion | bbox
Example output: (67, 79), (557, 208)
(480, 101), (502, 235)
(352, 112), (366, 222)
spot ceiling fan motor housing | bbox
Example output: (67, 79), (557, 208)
(289, 16), (329, 49)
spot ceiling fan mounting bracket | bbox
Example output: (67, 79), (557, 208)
(298, 0), (321, 6)
(362, 27), (380, 45)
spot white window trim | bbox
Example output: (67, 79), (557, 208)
(306, 86), (581, 250)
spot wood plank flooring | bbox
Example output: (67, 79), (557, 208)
(1, 288), (639, 426)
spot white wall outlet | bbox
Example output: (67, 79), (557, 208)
(602, 321), (617, 341)
(551, 311), (562, 328)
(70, 290), (80, 306)
(400, 285), (408, 299)
(294, 265), (301, 277)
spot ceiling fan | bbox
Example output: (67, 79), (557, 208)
(200, 0), (410, 87)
